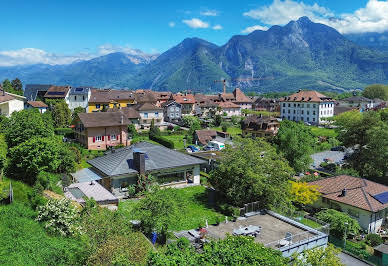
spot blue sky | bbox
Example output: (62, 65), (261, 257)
(0, 0), (387, 66)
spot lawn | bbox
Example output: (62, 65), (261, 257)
(211, 126), (242, 135)
(118, 186), (225, 231)
(310, 126), (338, 138)
(299, 217), (322, 229)
(163, 134), (186, 150)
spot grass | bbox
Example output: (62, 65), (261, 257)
(119, 186), (225, 231)
(163, 134), (186, 150)
(299, 217), (322, 229)
(310, 126), (338, 138)
(211, 126), (242, 135)
(1, 177), (33, 204)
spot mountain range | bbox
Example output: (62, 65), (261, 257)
(1, 16), (388, 93)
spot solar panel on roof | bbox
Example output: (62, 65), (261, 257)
(372, 191), (388, 204)
(75, 88), (84, 92)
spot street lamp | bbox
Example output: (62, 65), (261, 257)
(344, 222), (349, 248)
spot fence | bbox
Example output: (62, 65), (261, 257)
(329, 235), (382, 266)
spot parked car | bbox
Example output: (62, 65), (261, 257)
(186, 145), (200, 153)
(208, 141), (225, 151)
(203, 145), (215, 151)
(331, 146), (345, 152)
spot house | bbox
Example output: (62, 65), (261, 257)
(194, 94), (218, 118)
(309, 175), (388, 233)
(87, 89), (136, 113)
(24, 84), (52, 101)
(108, 107), (141, 129)
(68, 87), (91, 111)
(162, 100), (182, 122)
(174, 93), (196, 115)
(44, 85), (71, 103)
(232, 88), (253, 110)
(73, 111), (131, 150)
(136, 103), (164, 130)
(280, 90), (334, 125)
(26, 101), (48, 113)
(339, 96), (375, 111)
(253, 97), (280, 112)
(134, 90), (158, 105)
(154, 91), (172, 107)
(241, 115), (280, 138)
(218, 101), (241, 117)
(87, 142), (206, 195)
(194, 129), (232, 146)
(0, 89), (25, 117)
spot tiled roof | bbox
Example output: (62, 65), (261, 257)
(155, 91), (172, 100)
(108, 107), (140, 119)
(218, 101), (240, 108)
(27, 101), (48, 108)
(174, 94), (196, 104)
(0, 90), (15, 103)
(195, 130), (217, 145)
(88, 142), (206, 176)
(341, 96), (372, 102)
(281, 90), (333, 102)
(219, 93), (234, 101)
(78, 111), (131, 128)
(136, 102), (163, 111)
(309, 175), (388, 212)
(334, 106), (357, 115)
(161, 100), (181, 108)
(109, 89), (135, 101)
(242, 115), (279, 130)
(89, 89), (111, 103)
(44, 85), (70, 98)
(134, 90), (157, 103)
(233, 88), (252, 103)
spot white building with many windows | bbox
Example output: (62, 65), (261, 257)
(280, 90), (334, 124)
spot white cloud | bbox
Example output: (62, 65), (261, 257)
(182, 18), (209, 28)
(212, 24), (223, 30)
(200, 10), (218, 16)
(168, 21), (175, 27)
(243, 0), (388, 34)
(0, 44), (158, 66)
(241, 25), (269, 33)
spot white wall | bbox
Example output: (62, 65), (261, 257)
(0, 99), (24, 117)
(280, 101), (334, 124)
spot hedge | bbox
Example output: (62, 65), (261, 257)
(149, 135), (175, 149)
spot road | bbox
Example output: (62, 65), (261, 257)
(338, 252), (370, 266)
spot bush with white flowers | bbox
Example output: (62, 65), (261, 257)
(36, 198), (81, 236)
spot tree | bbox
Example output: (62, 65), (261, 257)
(5, 109), (54, 148)
(6, 137), (76, 184)
(148, 236), (288, 266)
(128, 124), (138, 139)
(0, 134), (7, 179)
(362, 84), (388, 100)
(274, 120), (315, 173)
(52, 101), (71, 128)
(221, 122), (228, 133)
(149, 119), (161, 137)
(209, 137), (294, 208)
(36, 198), (81, 236)
(316, 209), (361, 239)
(71, 106), (85, 121)
(292, 244), (343, 266)
(11, 78), (23, 92)
(133, 188), (179, 240)
(289, 181), (320, 206)
(2, 79), (22, 95)
(214, 114), (222, 126)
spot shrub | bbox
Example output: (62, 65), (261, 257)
(27, 182), (47, 209)
(366, 233), (383, 247)
(69, 146), (81, 164)
(149, 134), (174, 149)
(54, 127), (73, 136)
(221, 122), (228, 133)
(316, 209), (360, 239)
(36, 198), (81, 236)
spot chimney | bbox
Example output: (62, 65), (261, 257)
(134, 151), (145, 175)
(298, 89), (301, 93)
(341, 188), (347, 197)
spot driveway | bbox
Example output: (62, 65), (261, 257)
(338, 252), (370, 266)
(310, 151), (345, 169)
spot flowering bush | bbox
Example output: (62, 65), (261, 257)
(36, 198), (81, 236)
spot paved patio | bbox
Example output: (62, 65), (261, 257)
(205, 213), (317, 248)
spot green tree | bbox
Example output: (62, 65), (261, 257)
(128, 124), (138, 138)
(11, 78), (23, 92)
(362, 84), (388, 100)
(0, 134), (7, 179)
(5, 109), (54, 148)
(133, 188), (179, 240)
(71, 106), (85, 121)
(209, 137), (294, 208)
(52, 101), (71, 128)
(148, 236), (288, 266)
(6, 137), (76, 184)
(221, 122), (228, 132)
(214, 114), (222, 126)
(149, 119), (161, 137)
(2, 79), (22, 95)
(292, 244), (343, 266)
(274, 120), (315, 173)
(316, 209), (361, 239)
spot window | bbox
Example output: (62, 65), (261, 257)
(313, 111), (316, 115)
(170, 113), (175, 118)
(282, 109), (285, 114)
(294, 104), (296, 107)
(293, 110), (296, 114)
(283, 103), (285, 107)
(307, 117), (310, 121)
(127, 103), (131, 107)
(288, 103), (290, 107)
(95, 136), (102, 142)
(313, 104), (316, 108)
(74, 96), (77, 101)
(301, 110), (304, 114)
(96, 104), (101, 109)
(144, 113), (148, 118)
(307, 104), (310, 108)
(313, 118), (315, 122)
(297, 103), (300, 107)
(83, 96), (85, 101)
(288, 116), (290, 120)
(307, 111), (310, 115)
(175, 113), (179, 117)
(155, 112), (159, 116)
(110, 134), (116, 141)
(301, 104), (304, 108)
(347, 209), (359, 218)
(288, 110), (290, 114)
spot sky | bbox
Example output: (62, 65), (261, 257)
(1, 0), (388, 66)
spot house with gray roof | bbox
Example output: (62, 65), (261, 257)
(87, 142), (206, 196)
(68, 87), (92, 110)
(24, 84), (52, 101)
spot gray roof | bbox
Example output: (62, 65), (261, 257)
(24, 84), (52, 101)
(374, 243), (388, 254)
(65, 181), (118, 204)
(71, 168), (102, 182)
(69, 87), (90, 96)
(88, 142), (206, 176)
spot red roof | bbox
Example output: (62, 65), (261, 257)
(27, 101), (48, 108)
(309, 175), (388, 212)
(282, 90), (333, 102)
(0, 90), (15, 103)
(233, 88), (252, 103)
(174, 94), (196, 104)
(218, 101), (240, 109)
